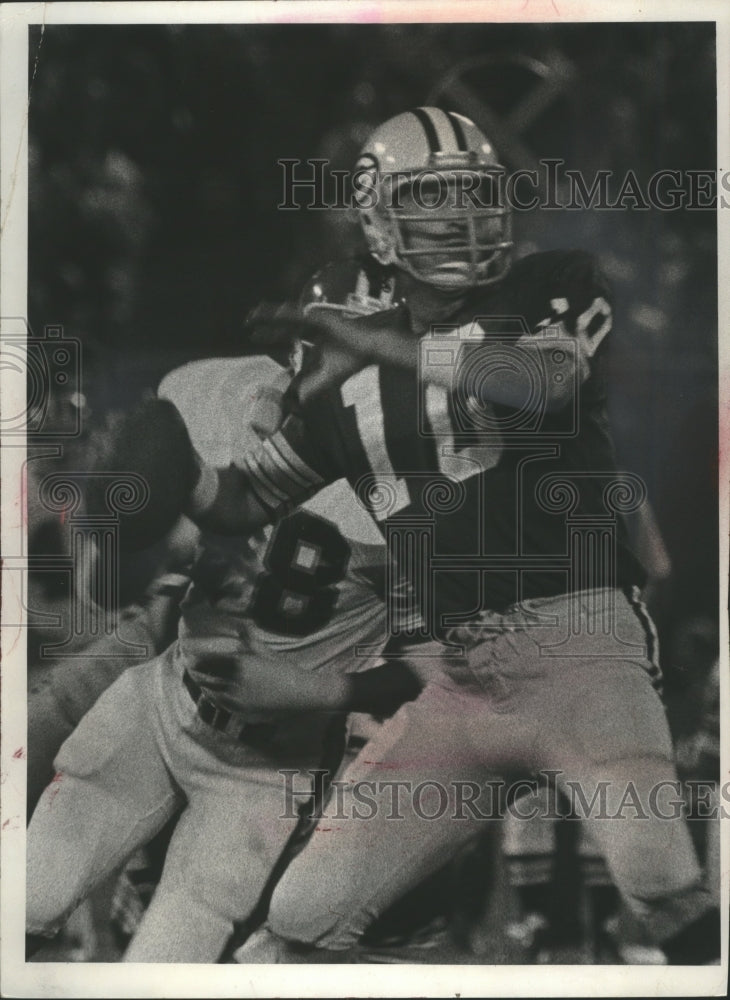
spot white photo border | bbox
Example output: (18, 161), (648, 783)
(1, 2), (728, 996)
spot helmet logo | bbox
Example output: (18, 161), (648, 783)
(353, 153), (379, 211)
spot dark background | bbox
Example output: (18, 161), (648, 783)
(27, 21), (718, 715)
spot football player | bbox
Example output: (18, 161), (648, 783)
(159, 108), (716, 965)
(27, 258), (402, 823)
(26, 310), (421, 960)
(27, 566), (192, 819)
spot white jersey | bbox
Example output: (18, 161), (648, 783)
(177, 482), (388, 675)
(158, 358), (391, 695)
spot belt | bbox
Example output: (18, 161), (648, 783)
(182, 670), (277, 748)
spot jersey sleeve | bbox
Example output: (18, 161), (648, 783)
(541, 250), (612, 327)
(241, 393), (341, 515)
(524, 250), (614, 360)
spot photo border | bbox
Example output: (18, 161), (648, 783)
(1, 2), (727, 996)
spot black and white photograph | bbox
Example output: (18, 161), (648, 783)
(1, 2), (727, 996)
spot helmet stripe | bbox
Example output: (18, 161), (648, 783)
(445, 111), (468, 151)
(411, 107), (441, 153)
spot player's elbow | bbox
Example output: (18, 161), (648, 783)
(475, 337), (587, 414)
(473, 368), (578, 415)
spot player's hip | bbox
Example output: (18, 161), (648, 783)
(157, 643), (339, 773)
(445, 586), (661, 690)
(437, 587), (672, 762)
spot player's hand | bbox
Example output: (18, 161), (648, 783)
(86, 397), (202, 552)
(246, 302), (417, 394)
(246, 302), (367, 399)
(296, 339), (365, 402)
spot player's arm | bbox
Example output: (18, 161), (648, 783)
(88, 397), (326, 547)
(302, 253), (612, 412)
(369, 322), (590, 411)
(192, 406), (333, 529)
(195, 653), (421, 716)
(304, 309), (589, 413)
(455, 330), (591, 413)
(189, 420), (333, 534)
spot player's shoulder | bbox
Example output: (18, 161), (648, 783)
(509, 249), (612, 309)
(158, 358), (227, 405)
(512, 248), (606, 280)
(159, 355), (286, 407)
(466, 249), (612, 337)
(493, 246), (602, 294)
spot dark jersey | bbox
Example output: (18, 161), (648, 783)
(245, 250), (645, 636)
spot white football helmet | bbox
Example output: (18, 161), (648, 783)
(354, 107), (512, 290)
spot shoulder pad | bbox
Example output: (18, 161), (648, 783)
(471, 250), (614, 340)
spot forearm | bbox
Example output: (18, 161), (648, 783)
(323, 315), (584, 413)
(297, 342), (367, 403)
(421, 335), (586, 411)
(242, 661), (351, 711)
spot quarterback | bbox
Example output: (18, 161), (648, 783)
(85, 108), (721, 965)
